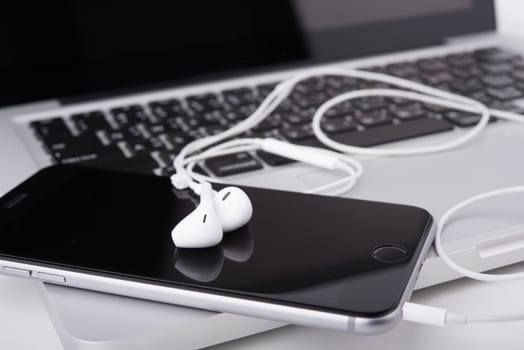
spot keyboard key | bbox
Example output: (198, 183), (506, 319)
(323, 101), (353, 119)
(482, 64), (513, 75)
(353, 97), (387, 112)
(487, 86), (523, 101)
(417, 58), (448, 73)
(331, 118), (454, 147)
(444, 111), (484, 127)
(475, 47), (518, 63)
(110, 105), (151, 126)
(446, 53), (477, 68)
(284, 112), (312, 125)
(47, 133), (104, 153)
(205, 152), (263, 177)
(31, 118), (73, 141)
(322, 117), (358, 134)
(325, 75), (359, 92)
(186, 93), (221, 113)
(422, 72), (454, 86)
(222, 88), (257, 107)
(449, 79), (484, 94)
(256, 151), (295, 166)
(72, 111), (112, 132)
(467, 91), (493, 104)
(148, 99), (185, 119)
(356, 110), (393, 127)
(293, 91), (330, 109)
(389, 104), (426, 121)
(54, 144), (123, 164)
(281, 124), (315, 141)
(513, 71), (524, 82)
(294, 76), (327, 95)
(481, 75), (514, 88)
(451, 66), (482, 79)
(386, 62), (420, 78)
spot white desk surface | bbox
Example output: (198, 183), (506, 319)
(2, 1), (524, 348)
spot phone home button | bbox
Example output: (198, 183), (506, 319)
(372, 245), (408, 264)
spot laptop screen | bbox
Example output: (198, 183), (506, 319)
(0, 1), (494, 107)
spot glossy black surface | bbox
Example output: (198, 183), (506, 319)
(0, 1), (493, 107)
(0, 166), (432, 317)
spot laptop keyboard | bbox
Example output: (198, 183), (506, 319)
(30, 47), (524, 178)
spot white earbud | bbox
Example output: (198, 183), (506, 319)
(172, 184), (253, 248)
(171, 183), (223, 248)
(213, 186), (253, 232)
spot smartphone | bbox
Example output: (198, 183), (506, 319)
(0, 165), (433, 334)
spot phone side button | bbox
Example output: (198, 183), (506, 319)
(34, 272), (66, 283)
(2, 266), (31, 278)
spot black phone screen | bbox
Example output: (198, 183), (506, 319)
(0, 166), (432, 318)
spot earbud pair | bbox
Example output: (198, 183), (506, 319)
(171, 183), (253, 248)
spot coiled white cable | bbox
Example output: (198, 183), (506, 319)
(172, 66), (524, 325)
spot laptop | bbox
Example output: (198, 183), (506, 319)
(1, 0), (524, 289)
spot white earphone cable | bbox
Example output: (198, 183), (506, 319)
(171, 66), (524, 326)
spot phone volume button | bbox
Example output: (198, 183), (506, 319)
(34, 272), (66, 283)
(2, 266), (31, 278)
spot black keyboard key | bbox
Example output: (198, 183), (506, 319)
(422, 72), (454, 86)
(330, 118), (454, 147)
(72, 111), (112, 132)
(449, 78), (484, 94)
(284, 112), (312, 125)
(324, 101), (353, 119)
(281, 124), (315, 141)
(475, 48), (518, 63)
(451, 66), (482, 79)
(386, 62), (420, 78)
(487, 86), (523, 101)
(54, 144), (123, 164)
(481, 75), (514, 88)
(163, 132), (195, 151)
(353, 97), (387, 112)
(256, 150), (294, 166)
(31, 118), (73, 141)
(465, 91), (492, 105)
(445, 111), (484, 127)
(513, 71), (524, 82)
(110, 105), (151, 126)
(446, 53), (477, 68)
(293, 91), (330, 109)
(417, 58), (448, 73)
(222, 88), (257, 107)
(356, 110), (393, 127)
(47, 133), (104, 153)
(325, 75), (359, 92)
(322, 117), (358, 134)
(482, 63), (513, 75)
(200, 125), (226, 136)
(186, 93), (221, 113)
(389, 104), (426, 121)
(205, 152), (263, 177)
(294, 76), (327, 95)
(149, 99), (185, 119)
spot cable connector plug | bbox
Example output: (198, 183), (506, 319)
(402, 302), (466, 326)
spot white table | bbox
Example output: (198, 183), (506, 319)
(1, 1), (524, 348)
